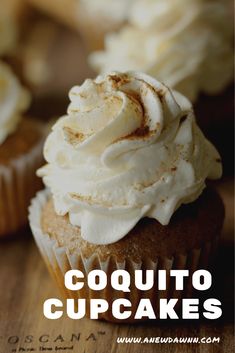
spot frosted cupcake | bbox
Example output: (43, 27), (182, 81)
(89, 0), (233, 103)
(0, 62), (46, 237)
(29, 71), (224, 322)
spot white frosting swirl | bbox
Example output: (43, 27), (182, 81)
(0, 62), (30, 144)
(89, 0), (233, 102)
(38, 71), (222, 245)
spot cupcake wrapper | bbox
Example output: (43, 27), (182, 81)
(29, 189), (220, 323)
(0, 131), (45, 237)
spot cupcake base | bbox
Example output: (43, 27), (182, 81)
(29, 188), (224, 323)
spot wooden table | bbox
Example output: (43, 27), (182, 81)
(0, 178), (233, 353)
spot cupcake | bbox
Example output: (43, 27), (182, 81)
(89, 0), (233, 103)
(29, 71), (224, 322)
(0, 62), (46, 237)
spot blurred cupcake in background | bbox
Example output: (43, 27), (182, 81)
(90, 0), (233, 104)
(26, 0), (135, 50)
(0, 62), (46, 238)
(77, 0), (135, 50)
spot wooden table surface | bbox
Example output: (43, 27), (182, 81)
(0, 178), (233, 353)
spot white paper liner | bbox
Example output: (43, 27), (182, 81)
(29, 189), (220, 322)
(0, 125), (46, 237)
